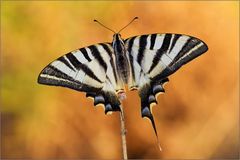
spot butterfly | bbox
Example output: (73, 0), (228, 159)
(38, 17), (208, 143)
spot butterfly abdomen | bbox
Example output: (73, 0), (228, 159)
(115, 54), (130, 84)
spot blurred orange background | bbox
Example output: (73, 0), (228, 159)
(1, 1), (239, 159)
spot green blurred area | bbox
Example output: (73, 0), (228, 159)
(1, 1), (239, 159)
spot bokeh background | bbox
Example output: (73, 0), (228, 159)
(1, 1), (239, 159)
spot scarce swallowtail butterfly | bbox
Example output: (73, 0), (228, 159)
(38, 17), (208, 147)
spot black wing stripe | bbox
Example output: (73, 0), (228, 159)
(79, 48), (91, 62)
(88, 45), (108, 71)
(100, 43), (112, 57)
(66, 53), (82, 70)
(100, 43), (118, 84)
(66, 52), (102, 83)
(126, 37), (136, 82)
(57, 56), (76, 71)
(79, 64), (103, 83)
(169, 34), (181, 53)
(150, 34), (157, 50)
(137, 35), (148, 65)
(129, 54), (135, 83)
(148, 34), (172, 73)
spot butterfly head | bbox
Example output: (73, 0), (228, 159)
(113, 33), (125, 53)
(113, 33), (124, 43)
(94, 17), (138, 53)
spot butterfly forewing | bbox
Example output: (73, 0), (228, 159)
(125, 33), (208, 85)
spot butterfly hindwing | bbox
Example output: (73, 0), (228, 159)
(125, 33), (208, 129)
(38, 43), (121, 113)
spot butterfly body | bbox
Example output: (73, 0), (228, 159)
(112, 33), (131, 87)
(38, 33), (208, 134)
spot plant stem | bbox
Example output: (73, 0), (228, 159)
(120, 105), (128, 160)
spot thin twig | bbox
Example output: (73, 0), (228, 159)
(119, 105), (128, 160)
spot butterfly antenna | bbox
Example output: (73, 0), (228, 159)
(93, 19), (116, 34)
(118, 17), (138, 33)
(149, 115), (163, 151)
